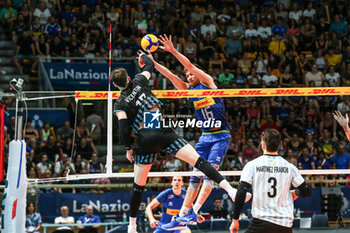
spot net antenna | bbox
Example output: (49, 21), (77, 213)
(106, 24), (113, 174)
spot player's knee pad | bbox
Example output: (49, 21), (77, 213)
(203, 179), (214, 188)
(133, 183), (145, 193)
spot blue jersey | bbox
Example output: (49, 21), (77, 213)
(188, 83), (231, 132)
(156, 188), (186, 225)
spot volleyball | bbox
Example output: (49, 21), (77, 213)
(141, 34), (159, 52)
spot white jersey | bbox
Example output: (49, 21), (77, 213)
(240, 155), (304, 227)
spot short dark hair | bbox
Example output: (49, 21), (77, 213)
(261, 128), (281, 152)
(214, 197), (222, 202)
(111, 68), (128, 89)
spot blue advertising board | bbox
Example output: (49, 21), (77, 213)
(38, 188), (350, 223)
(43, 62), (136, 90)
(8, 109), (69, 129)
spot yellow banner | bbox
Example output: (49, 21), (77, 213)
(75, 87), (350, 100)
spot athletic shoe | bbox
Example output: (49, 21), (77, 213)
(127, 225), (138, 233)
(161, 208), (197, 231)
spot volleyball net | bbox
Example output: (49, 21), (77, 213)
(13, 86), (350, 185)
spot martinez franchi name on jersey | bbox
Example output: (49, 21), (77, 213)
(256, 166), (289, 173)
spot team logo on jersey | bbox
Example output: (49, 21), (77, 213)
(193, 97), (215, 110)
(168, 195), (174, 199)
(144, 110), (161, 129)
(169, 202), (173, 206)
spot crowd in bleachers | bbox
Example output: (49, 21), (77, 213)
(1, 0), (350, 190)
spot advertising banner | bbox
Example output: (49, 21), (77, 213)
(43, 62), (136, 90)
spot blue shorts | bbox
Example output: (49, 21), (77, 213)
(196, 131), (231, 166)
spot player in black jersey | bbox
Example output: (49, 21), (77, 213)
(113, 53), (242, 233)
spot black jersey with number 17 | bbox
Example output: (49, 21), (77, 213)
(113, 74), (162, 134)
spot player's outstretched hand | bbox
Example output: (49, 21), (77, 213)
(126, 149), (134, 163)
(333, 110), (349, 129)
(197, 215), (205, 223)
(159, 34), (175, 52)
(137, 51), (145, 69)
(150, 219), (159, 228)
(291, 190), (299, 201)
(230, 219), (239, 233)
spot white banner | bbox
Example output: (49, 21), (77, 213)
(1, 140), (27, 232)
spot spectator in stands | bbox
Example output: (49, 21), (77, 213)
(77, 205), (100, 233)
(74, 154), (87, 174)
(44, 16), (62, 38)
(12, 13), (30, 43)
(303, 2), (316, 21)
(54, 153), (75, 177)
(326, 66), (341, 87)
(329, 14), (348, 36)
(0, 0), (18, 32)
(262, 67), (278, 87)
(23, 119), (39, 141)
(247, 67), (262, 87)
(209, 197), (230, 220)
(326, 49), (341, 69)
(25, 202), (42, 233)
(272, 17), (287, 38)
(190, 5), (203, 25)
(57, 121), (74, 143)
(86, 110), (104, 145)
(305, 64), (326, 87)
(218, 68), (234, 88)
(36, 153), (52, 178)
(42, 135), (60, 162)
(226, 17), (243, 37)
(331, 144), (350, 170)
(328, 32), (342, 54)
(76, 137), (96, 162)
(260, 114), (279, 133)
(223, 32), (242, 61)
(268, 34), (286, 67)
(34, 1), (51, 26)
(289, 2), (302, 23)
(36, 34), (50, 57)
(342, 63), (350, 86)
(337, 96), (350, 113)
(13, 29), (36, 75)
(257, 19), (272, 47)
(53, 206), (74, 233)
(201, 16), (217, 39)
(281, 111), (303, 141)
(318, 129), (336, 157)
(298, 147), (316, 170)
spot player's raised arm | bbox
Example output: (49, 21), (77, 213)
(333, 110), (350, 141)
(142, 51), (189, 90)
(138, 52), (155, 80)
(159, 34), (217, 89)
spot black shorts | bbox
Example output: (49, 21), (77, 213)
(245, 218), (292, 233)
(134, 127), (188, 164)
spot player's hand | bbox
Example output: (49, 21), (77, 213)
(333, 110), (349, 128)
(245, 192), (252, 202)
(230, 219), (239, 233)
(159, 34), (175, 52)
(137, 51), (145, 69)
(126, 149), (134, 163)
(291, 190), (299, 201)
(197, 215), (205, 223)
(150, 218), (158, 228)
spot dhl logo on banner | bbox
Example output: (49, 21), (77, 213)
(75, 87), (350, 100)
